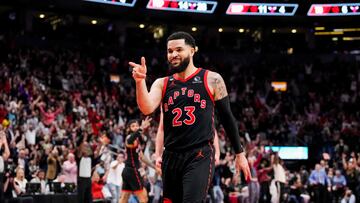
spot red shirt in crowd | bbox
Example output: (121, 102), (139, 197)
(39, 106), (62, 126)
(91, 181), (104, 199)
(0, 107), (7, 123)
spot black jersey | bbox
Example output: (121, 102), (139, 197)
(124, 130), (142, 169)
(162, 68), (215, 152)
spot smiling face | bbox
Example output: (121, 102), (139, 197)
(167, 39), (194, 75)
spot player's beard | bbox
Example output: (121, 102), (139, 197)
(168, 55), (190, 75)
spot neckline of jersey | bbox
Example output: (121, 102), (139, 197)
(172, 68), (202, 83)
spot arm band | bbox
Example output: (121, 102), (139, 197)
(215, 96), (244, 154)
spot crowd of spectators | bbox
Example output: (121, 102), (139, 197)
(0, 19), (360, 203)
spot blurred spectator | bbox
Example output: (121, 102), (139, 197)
(247, 147), (261, 203)
(288, 174), (310, 203)
(30, 169), (47, 194)
(62, 153), (77, 184)
(258, 157), (272, 203)
(112, 126), (124, 149)
(272, 152), (286, 203)
(332, 169), (347, 203)
(106, 153), (125, 203)
(3, 172), (16, 199)
(308, 164), (329, 203)
(342, 154), (360, 194)
(335, 139), (349, 157)
(15, 149), (29, 179)
(77, 141), (93, 203)
(46, 147), (60, 181)
(13, 166), (27, 196)
(36, 102), (63, 127)
(341, 188), (356, 203)
(91, 170), (105, 200)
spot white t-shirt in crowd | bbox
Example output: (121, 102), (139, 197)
(25, 129), (37, 145)
(0, 156), (4, 173)
(79, 157), (91, 178)
(14, 178), (28, 194)
(273, 164), (286, 183)
(106, 160), (125, 187)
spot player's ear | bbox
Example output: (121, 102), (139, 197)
(190, 46), (197, 56)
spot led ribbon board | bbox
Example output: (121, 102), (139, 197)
(308, 3), (360, 16)
(146, 0), (217, 14)
(264, 146), (308, 160)
(83, 0), (137, 7)
(226, 3), (298, 16)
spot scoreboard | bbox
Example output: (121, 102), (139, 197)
(146, 0), (218, 14)
(226, 3), (298, 16)
(308, 3), (360, 16)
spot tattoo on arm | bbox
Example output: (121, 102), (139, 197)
(213, 73), (228, 100)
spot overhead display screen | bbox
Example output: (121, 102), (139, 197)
(226, 3), (298, 16)
(308, 3), (360, 16)
(146, 0), (218, 14)
(265, 146), (309, 160)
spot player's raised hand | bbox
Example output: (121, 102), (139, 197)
(129, 57), (147, 83)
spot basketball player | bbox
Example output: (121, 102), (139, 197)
(129, 31), (251, 203)
(119, 117), (160, 203)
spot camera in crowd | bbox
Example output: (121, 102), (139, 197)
(345, 189), (352, 197)
(5, 159), (17, 177)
